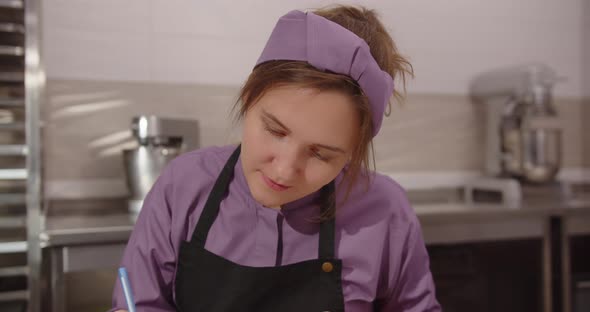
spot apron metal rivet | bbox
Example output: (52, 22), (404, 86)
(322, 261), (333, 273)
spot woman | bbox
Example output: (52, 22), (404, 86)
(112, 5), (440, 312)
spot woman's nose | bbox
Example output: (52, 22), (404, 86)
(274, 146), (302, 181)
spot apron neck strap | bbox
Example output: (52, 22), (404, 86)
(192, 145), (241, 247)
(318, 182), (336, 259)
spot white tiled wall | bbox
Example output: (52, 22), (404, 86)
(584, 0), (590, 98)
(45, 29), (151, 81)
(583, 1), (589, 166)
(43, 79), (586, 191)
(40, 1), (589, 196)
(43, 0), (587, 97)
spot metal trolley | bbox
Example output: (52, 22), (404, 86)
(0, 0), (42, 311)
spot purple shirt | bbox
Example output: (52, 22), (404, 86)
(111, 145), (440, 311)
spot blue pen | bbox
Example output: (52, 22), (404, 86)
(118, 267), (137, 312)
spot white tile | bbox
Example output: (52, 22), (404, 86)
(583, 1), (590, 97)
(43, 0), (587, 97)
(151, 35), (262, 85)
(379, 1), (583, 97)
(151, 0), (288, 39)
(44, 0), (150, 34)
(45, 29), (151, 81)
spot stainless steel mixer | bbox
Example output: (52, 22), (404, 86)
(123, 115), (199, 217)
(470, 64), (563, 184)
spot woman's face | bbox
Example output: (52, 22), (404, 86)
(241, 86), (359, 208)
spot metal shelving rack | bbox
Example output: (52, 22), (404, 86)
(0, 0), (42, 311)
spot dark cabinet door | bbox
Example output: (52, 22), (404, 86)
(571, 235), (590, 312)
(427, 239), (543, 312)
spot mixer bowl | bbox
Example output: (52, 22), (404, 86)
(123, 145), (182, 205)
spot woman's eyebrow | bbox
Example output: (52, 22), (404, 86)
(313, 144), (345, 154)
(261, 110), (290, 132)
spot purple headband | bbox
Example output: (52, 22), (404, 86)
(256, 10), (394, 137)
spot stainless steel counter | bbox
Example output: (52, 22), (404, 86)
(414, 193), (590, 244)
(42, 200), (133, 248)
(40, 191), (590, 247)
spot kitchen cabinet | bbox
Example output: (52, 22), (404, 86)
(42, 243), (125, 312)
(427, 239), (543, 312)
(563, 210), (590, 312)
(570, 235), (590, 312)
(414, 189), (590, 312)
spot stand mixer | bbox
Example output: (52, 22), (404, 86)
(470, 64), (563, 184)
(123, 115), (199, 219)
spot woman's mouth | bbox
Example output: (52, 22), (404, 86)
(261, 174), (291, 192)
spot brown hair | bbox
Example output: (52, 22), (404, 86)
(234, 5), (413, 219)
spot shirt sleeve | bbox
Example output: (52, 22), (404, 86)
(379, 214), (442, 311)
(110, 164), (178, 312)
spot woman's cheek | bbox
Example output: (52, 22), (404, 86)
(315, 160), (346, 184)
(304, 162), (326, 184)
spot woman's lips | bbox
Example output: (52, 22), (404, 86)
(261, 173), (290, 192)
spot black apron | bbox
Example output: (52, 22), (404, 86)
(175, 146), (345, 312)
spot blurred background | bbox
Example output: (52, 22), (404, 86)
(0, 0), (588, 311)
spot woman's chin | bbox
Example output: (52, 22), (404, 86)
(252, 193), (284, 208)
(250, 185), (293, 208)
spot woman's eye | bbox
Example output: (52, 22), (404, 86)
(265, 126), (285, 138)
(311, 149), (328, 162)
